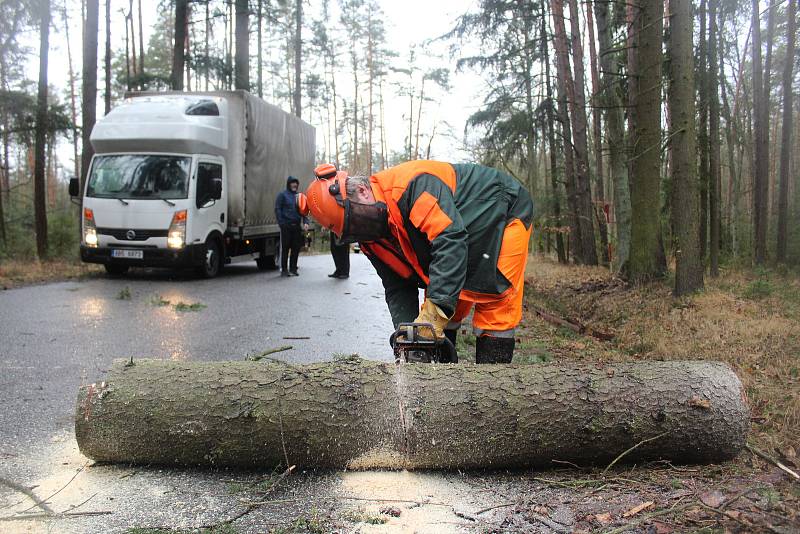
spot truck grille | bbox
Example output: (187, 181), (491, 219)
(97, 228), (168, 241)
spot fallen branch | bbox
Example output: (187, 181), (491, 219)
(476, 502), (516, 515)
(602, 432), (669, 476)
(0, 510), (112, 522)
(603, 501), (697, 534)
(16, 461), (88, 515)
(0, 476), (54, 514)
(248, 346), (293, 361)
(747, 444), (800, 481)
(531, 305), (615, 341)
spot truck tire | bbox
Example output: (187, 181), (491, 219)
(104, 264), (129, 276)
(256, 254), (278, 271)
(197, 236), (223, 278)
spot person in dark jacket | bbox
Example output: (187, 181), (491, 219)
(274, 176), (308, 276)
(300, 160), (533, 363)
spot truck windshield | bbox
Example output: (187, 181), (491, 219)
(86, 155), (191, 200)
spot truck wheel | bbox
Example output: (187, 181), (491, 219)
(197, 237), (223, 278)
(104, 264), (129, 276)
(256, 254), (278, 271)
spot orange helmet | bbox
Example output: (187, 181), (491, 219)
(305, 166), (348, 237)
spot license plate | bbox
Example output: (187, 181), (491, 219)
(111, 249), (143, 259)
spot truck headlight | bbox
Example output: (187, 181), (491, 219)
(168, 209), (187, 249)
(83, 208), (98, 247)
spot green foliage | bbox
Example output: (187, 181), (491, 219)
(147, 294), (171, 307)
(173, 301), (207, 312)
(116, 286), (132, 300)
(743, 269), (775, 300)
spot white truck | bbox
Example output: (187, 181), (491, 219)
(69, 91), (315, 277)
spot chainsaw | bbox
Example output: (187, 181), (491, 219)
(390, 322), (458, 364)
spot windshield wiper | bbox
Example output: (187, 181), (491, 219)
(117, 198), (129, 206)
(161, 198), (176, 207)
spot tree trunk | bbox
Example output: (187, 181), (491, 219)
(628, 0), (666, 281)
(669, 0), (704, 295)
(129, 0), (137, 80)
(234, 0), (249, 91)
(585, 2), (609, 265)
(81, 0), (99, 209)
(594, 0), (631, 273)
(551, 0), (584, 263)
(566, 0), (599, 266)
(104, 0), (111, 114)
(171, 0), (188, 90)
(137, 0), (144, 75)
(541, 11), (566, 264)
(62, 4), (80, 181)
(34, 0), (51, 260)
(752, 0), (768, 264)
(776, 0), (796, 262)
(293, 0), (302, 117)
(698, 0), (709, 261)
(708, 0), (721, 277)
(76, 359), (750, 469)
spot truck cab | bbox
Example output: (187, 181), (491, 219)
(71, 92), (315, 277)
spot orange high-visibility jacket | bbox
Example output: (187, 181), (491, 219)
(360, 160), (533, 326)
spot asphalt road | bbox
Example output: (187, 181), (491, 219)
(0, 253), (419, 532)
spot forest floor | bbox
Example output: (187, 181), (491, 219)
(0, 258), (102, 289)
(477, 257), (800, 533)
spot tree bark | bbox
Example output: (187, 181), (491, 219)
(234, 0), (249, 91)
(668, 0), (704, 295)
(34, 0), (50, 260)
(171, 0), (188, 90)
(595, 0), (631, 273)
(776, 0), (797, 262)
(708, 0), (721, 277)
(628, 0), (666, 281)
(76, 359), (749, 469)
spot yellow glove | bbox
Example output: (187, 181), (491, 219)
(414, 299), (450, 339)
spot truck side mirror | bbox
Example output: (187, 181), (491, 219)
(69, 177), (80, 197)
(211, 178), (222, 200)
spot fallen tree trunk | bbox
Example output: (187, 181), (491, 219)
(75, 358), (748, 470)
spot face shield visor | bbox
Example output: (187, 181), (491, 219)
(324, 178), (389, 244)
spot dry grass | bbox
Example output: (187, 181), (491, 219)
(0, 258), (103, 289)
(521, 256), (800, 452)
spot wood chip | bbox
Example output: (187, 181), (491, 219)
(594, 512), (613, 524)
(689, 396), (711, 409)
(622, 501), (655, 518)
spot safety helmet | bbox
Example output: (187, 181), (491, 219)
(305, 164), (348, 236)
(304, 163), (389, 243)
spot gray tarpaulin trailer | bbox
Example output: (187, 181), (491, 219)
(76, 90), (315, 277)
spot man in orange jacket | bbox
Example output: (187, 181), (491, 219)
(299, 161), (533, 363)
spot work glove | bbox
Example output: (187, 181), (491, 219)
(413, 299), (451, 340)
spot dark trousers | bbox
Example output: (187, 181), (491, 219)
(330, 238), (350, 275)
(280, 224), (303, 272)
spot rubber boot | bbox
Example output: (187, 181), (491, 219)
(444, 329), (457, 348)
(475, 336), (515, 364)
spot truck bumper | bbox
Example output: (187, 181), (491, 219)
(80, 244), (207, 269)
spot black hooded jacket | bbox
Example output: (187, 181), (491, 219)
(274, 177), (307, 226)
